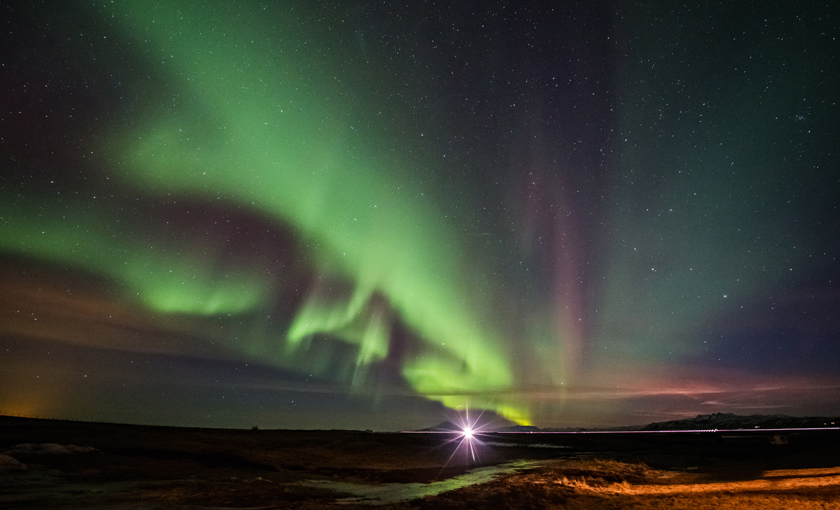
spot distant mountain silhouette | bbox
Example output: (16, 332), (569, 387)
(641, 413), (839, 431)
(494, 425), (541, 432)
(416, 421), (461, 432)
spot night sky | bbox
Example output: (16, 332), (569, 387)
(1, 0), (838, 430)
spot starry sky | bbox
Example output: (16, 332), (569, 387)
(1, 0), (838, 430)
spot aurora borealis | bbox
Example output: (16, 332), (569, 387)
(1, 0), (838, 430)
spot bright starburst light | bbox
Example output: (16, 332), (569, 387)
(441, 407), (493, 464)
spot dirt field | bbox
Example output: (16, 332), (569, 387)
(1, 416), (838, 508)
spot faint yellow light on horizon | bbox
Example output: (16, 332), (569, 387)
(0, 398), (46, 420)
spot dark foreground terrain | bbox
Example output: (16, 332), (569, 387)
(1, 416), (839, 509)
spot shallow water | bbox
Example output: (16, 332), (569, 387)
(302, 459), (548, 505)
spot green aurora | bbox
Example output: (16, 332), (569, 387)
(2, 1), (531, 424)
(1, 0), (837, 429)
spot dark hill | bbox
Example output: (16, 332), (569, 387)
(641, 413), (839, 431)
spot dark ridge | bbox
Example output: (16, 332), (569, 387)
(641, 413), (840, 431)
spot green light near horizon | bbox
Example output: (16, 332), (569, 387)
(97, 0), (530, 423)
(403, 353), (531, 425)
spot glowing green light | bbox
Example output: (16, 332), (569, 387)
(97, 0), (529, 423)
(287, 282), (391, 384)
(0, 194), (270, 317)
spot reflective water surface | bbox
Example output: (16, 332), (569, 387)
(302, 459), (549, 505)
